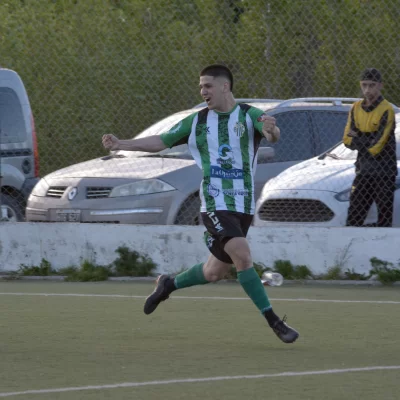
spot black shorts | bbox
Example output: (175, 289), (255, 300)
(201, 211), (253, 264)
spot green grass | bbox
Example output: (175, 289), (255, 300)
(0, 281), (399, 400)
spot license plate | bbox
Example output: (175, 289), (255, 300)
(55, 209), (81, 222)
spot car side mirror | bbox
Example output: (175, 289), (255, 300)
(257, 147), (275, 163)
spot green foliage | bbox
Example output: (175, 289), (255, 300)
(15, 246), (157, 281)
(294, 265), (313, 280)
(322, 265), (343, 280)
(369, 257), (400, 285)
(111, 246), (157, 277)
(19, 259), (56, 276)
(344, 268), (369, 281)
(273, 260), (313, 280)
(273, 260), (294, 279)
(63, 261), (110, 282)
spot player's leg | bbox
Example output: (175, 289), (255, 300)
(143, 217), (234, 315)
(224, 237), (299, 343)
(143, 254), (231, 315)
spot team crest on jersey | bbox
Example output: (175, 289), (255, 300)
(168, 121), (182, 134)
(234, 122), (246, 138)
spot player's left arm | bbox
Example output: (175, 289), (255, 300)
(248, 107), (280, 143)
(367, 107), (395, 156)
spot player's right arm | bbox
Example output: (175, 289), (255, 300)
(102, 112), (196, 152)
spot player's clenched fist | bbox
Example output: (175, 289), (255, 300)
(102, 134), (120, 150)
(258, 114), (280, 143)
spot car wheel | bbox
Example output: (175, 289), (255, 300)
(174, 192), (201, 225)
(0, 194), (25, 222)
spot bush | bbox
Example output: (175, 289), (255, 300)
(294, 265), (313, 280)
(111, 246), (157, 277)
(63, 261), (110, 282)
(273, 260), (294, 279)
(322, 265), (343, 280)
(369, 257), (400, 285)
(19, 259), (56, 276)
(344, 268), (369, 281)
(273, 260), (313, 280)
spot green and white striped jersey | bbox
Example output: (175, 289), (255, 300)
(160, 103), (266, 214)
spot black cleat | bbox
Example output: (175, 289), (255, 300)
(143, 275), (173, 315)
(271, 315), (299, 343)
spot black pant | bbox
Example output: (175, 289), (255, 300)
(201, 211), (253, 263)
(346, 175), (396, 227)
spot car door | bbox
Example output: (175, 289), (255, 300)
(254, 111), (314, 200)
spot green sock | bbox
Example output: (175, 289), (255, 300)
(237, 267), (271, 314)
(174, 263), (209, 289)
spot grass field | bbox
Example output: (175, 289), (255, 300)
(0, 281), (399, 399)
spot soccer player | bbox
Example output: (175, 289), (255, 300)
(102, 64), (299, 343)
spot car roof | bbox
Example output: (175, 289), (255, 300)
(276, 97), (400, 112)
(193, 98), (283, 108)
(195, 97), (399, 112)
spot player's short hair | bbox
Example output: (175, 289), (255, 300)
(200, 64), (234, 91)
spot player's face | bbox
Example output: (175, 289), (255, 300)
(360, 80), (383, 103)
(199, 75), (228, 110)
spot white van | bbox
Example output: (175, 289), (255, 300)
(0, 68), (39, 221)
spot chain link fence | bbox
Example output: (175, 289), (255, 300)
(0, 0), (399, 226)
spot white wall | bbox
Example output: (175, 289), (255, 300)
(0, 223), (398, 274)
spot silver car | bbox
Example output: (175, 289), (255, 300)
(26, 98), (353, 225)
(0, 68), (39, 221)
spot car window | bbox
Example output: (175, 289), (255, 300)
(260, 111), (314, 162)
(0, 87), (27, 144)
(311, 111), (349, 153)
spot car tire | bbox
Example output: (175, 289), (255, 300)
(0, 193), (25, 222)
(174, 192), (202, 225)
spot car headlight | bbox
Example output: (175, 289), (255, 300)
(31, 179), (49, 197)
(335, 188), (351, 202)
(109, 179), (176, 197)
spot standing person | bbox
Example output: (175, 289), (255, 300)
(103, 64), (299, 344)
(343, 68), (397, 227)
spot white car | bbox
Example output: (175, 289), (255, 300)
(254, 126), (400, 227)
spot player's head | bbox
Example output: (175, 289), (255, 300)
(359, 68), (383, 103)
(199, 64), (234, 111)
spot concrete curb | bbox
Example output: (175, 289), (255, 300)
(0, 275), (399, 286)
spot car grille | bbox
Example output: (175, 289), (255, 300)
(46, 187), (67, 198)
(258, 199), (334, 222)
(86, 187), (112, 199)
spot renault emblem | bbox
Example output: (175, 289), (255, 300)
(68, 187), (78, 200)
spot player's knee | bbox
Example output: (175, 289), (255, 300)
(203, 261), (231, 282)
(234, 253), (253, 270)
(204, 272), (221, 282)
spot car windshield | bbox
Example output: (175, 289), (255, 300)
(115, 110), (195, 159)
